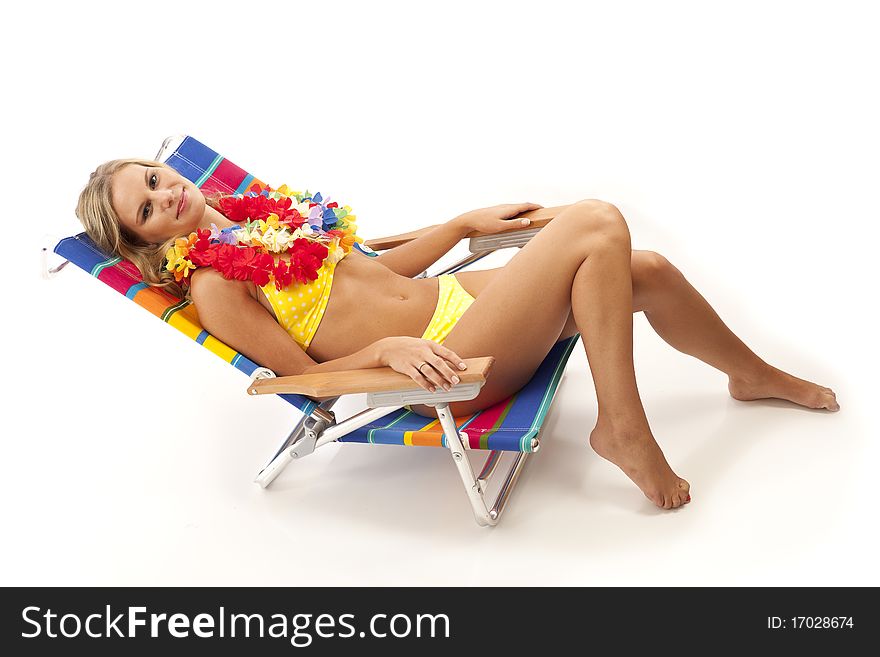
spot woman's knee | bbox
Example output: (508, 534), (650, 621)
(565, 199), (631, 245)
(632, 250), (681, 288)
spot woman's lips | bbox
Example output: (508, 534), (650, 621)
(177, 188), (187, 218)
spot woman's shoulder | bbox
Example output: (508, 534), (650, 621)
(189, 267), (258, 302)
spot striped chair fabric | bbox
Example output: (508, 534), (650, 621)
(55, 136), (580, 452)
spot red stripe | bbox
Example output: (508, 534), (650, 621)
(211, 158), (248, 194)
(460, 397), (511, 448)
(96, 262), (142, 295)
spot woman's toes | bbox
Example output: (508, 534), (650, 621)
(674, 481), (690, 507)
(819, 390), (839, 410)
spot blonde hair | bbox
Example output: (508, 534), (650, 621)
(75, 158), (188, 300)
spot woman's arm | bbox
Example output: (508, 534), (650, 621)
(189, 269), (320, 377)
(374, 216), (471, 278)
(373, 203), (547, 277)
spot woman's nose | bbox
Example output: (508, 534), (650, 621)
(153, 187), (175, 210)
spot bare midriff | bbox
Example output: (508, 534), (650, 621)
(254, 248), (440, 363)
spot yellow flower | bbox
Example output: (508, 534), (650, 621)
(174, 261), (196, 283)
(172, 235), (193, 258)
(164, 244), (196, 282)
(264, 213), (280, 229)
(324, 236), (345, 265)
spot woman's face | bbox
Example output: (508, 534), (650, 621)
(111, 164), (206, 245)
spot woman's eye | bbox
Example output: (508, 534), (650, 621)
(143, 202), (151, 221)
(149, 173), (158, 189)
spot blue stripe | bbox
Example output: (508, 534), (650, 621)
(125, 282), (148, 299)
(353, 242), (378, 257)
(195, 330), (209, 345)
(234, 174), (255, 195)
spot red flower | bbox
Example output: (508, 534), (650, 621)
(194, 228), (212, 251)
(214, 243), (239, 278)
(218, 194), (275, 223)
(248, 183), (271, 195)
(231, 248), (259, 281)
(218, 196), (248, 222)
(287, 238), (328, 284)
(279, 208), (306, 230)
(272, 259), (293, 291)
(265, 196), (302, 225)
(189, 241), (220, 267)
(251, 195), (274, 221)
(251, 253), (275, 287)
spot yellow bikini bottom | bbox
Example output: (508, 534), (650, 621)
(420, 273), (476, 345)
(404, 274), (476, 414)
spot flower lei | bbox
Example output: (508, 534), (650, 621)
(164, 183), (364, 291)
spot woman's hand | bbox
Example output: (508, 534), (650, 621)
(454, 202), (543, 235)
(376, 336), (468, 393)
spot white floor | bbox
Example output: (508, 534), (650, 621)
(3, 0), (877, 587)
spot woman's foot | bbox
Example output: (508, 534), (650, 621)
(589, 420), (691, 509)
(728, 363), (840, 411)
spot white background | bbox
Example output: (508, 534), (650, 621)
(3, 0), (877, 585)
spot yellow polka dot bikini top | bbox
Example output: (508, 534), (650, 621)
(259, 241), (377, 351)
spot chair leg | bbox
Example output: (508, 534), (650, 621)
(434, 403), (532, 527)
(254, 398), (339, 488)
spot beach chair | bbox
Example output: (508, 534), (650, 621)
(51, 135), (581, 527)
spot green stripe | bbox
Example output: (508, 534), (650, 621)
(161, 298), (191, 322)
(194, 154), (224, 188)
(90, 256), (121, 277)
(368, 408), (411, 444)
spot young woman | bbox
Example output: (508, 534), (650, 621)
(76, 158), (840, 511)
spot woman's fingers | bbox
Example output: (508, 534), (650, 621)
(414, 359), (453, 392)
(427, 353), (464, 389)
(407, 343), (469, 393)
(428, 350), (462, 390)
(420, 360), (453, 391)
(411, 365), (437, 392)
(440, 346), (468, 371)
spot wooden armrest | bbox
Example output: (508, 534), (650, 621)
(248, 356), (495, 399)
(363, 204), (571, 251)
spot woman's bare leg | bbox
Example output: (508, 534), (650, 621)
(455, 249), (840, 416)
(568, 220), (690, 509)
(439, 200), (690, 509)
(632, 252), (840, 411)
